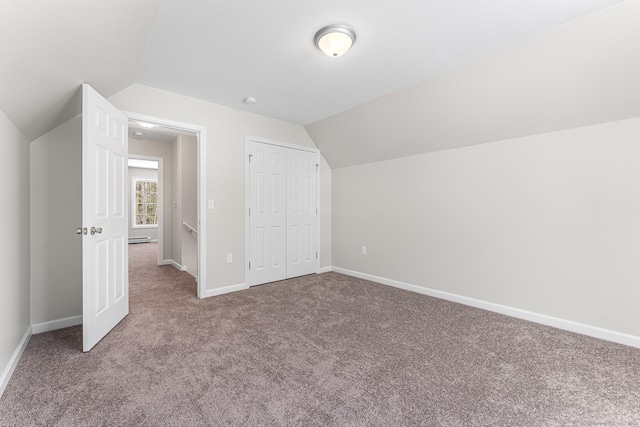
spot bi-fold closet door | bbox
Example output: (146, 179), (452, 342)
(249, 141), (318, 286)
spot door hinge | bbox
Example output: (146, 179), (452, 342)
(316, 252), (318, 259)
(249, 261), (251, 269)
(249, 208), (251, 216)
(249, 154), (253, 162)
(316, 164), (319, 171)
(316, 208), (318, 215)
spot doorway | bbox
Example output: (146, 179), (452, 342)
(127, 156), (162, 264)
(126, 112), (207, 298)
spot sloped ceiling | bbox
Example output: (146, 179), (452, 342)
(1, 0), (636, 162)
(135, 0), (622, 127)
(307, 0), (640, 168)
(0, 0), (162, 141)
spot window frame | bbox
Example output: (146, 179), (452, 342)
(131, 176), (159, 229)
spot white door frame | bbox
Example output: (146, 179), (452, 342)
(244, 135), (320, 286)
(125, 111), (208, 299)
(128, 154), (164, 266)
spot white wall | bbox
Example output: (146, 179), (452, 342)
(30, 116), (82, 324)
(27, 85), (331, 325)
(171, 135), (182, 265)
(332, 117), (640, 338)
(179, 135), (198, 277)
(128, 166), (159, 241)
(109, 84), (332, 290)
(0, 109), (30, 393)
(129, 138), (173, 260)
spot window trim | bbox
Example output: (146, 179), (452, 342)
(131, 176), (159, 229)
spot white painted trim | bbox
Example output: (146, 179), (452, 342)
(315, 154), (321, 275)
(124, 111), (207, 299)
(0, 327), (31, 398)
(333, 267), (640, 349)
(245, 135), (318, 153)
(164, 259), (186, 271)
(203, 283), (249, 298)
(245, 135), (321, 287)
(32, 315), (83, 334)
(317, 266), (332, 274)
(244, 137), (251, 285)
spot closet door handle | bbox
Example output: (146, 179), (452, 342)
(90, 226), (103, 235)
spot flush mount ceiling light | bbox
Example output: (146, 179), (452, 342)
(138, 122), (156, 128)
(314, 24), (356, 57)
(243, 96), (257, 105)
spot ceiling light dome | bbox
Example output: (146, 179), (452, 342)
(314, 24), (356, 57)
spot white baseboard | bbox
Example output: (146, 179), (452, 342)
(333, 267), (640, 349)
(317, 266), (332, 274)
(203, 282), (248, 298)
(31, 315), (83, 334)
(0, 326), (31, 398)
(163, 259), (186, 271)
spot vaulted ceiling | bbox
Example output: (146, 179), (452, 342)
(1, 0), (637, 168)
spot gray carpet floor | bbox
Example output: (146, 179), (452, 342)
(1, 242), (639, 426)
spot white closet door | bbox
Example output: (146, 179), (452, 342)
(249, 142), (287, 285)
(286, 149), (317, 279)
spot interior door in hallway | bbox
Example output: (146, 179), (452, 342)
(82, 84), (129, 352)
(248, 141), (318, 286)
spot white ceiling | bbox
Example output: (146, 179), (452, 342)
(137, 0), (622, 126)
(128, 120), (195, 144)
(0, 0), (627, 145)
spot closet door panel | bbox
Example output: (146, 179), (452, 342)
(249, 142), (287, 285)
(286, 149), (317, 279)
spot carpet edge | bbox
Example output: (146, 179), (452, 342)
(332, 266), (640, 349)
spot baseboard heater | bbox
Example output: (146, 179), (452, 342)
(129, 236), (151, 244)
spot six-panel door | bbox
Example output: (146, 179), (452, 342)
(249, 141), (318, 286)
(82, 84), (129, 352)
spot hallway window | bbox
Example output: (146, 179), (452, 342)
(132, 178), (158, 227)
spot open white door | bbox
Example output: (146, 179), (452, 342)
(82, 84), (129, 352)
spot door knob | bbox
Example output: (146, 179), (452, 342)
(90, 226), (103, 235)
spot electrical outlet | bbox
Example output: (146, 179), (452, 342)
(361, 245), (367, 255)
(208, 200), (215, 210)
(227, 253), (233, 263)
